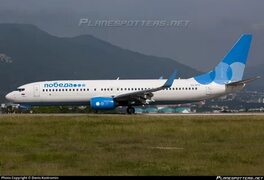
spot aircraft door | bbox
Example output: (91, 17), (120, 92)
(110, 86), (116, 96)
(33, 84), (40, 97)
(206, 86), (213, 95)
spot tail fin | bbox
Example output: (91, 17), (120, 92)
(194, 34), (252, 85)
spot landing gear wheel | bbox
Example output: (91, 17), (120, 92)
(126, 107), (135, 114)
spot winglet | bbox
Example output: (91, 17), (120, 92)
(163, 70), (177, 88)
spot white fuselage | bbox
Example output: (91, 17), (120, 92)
(5, 78), (228, 106)
(5, 34), (252, 110)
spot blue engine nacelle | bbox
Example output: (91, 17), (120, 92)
(90, 97), (117, 110)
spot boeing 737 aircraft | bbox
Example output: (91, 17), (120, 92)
(5, 34), (259, 114)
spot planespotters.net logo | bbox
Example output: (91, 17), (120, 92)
(216, 176), (263, 180)
(78, 18), (191, 28)
(217, 176), (223, 180)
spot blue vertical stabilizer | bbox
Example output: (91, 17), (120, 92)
(194, 34), (252, 85)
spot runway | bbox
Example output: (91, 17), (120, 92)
(147, 112), (264, 116)
(1, 112), (264, 117)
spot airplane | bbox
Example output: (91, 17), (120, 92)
(5, 34), (260, 114)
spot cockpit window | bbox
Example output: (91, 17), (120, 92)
(17, 88), (25, 92)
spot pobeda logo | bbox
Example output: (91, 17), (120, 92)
(44, 82), (86, 88)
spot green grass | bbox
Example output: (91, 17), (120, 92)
(0, 115), (264, 175)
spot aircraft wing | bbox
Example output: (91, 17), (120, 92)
(114, 70), (177, 104)
(226, 76), (260, 87)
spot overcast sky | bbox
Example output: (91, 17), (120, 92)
(0, 0), (263, 71)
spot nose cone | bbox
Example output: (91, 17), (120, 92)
(5, 92), (14, 101)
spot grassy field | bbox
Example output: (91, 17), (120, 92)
(0, 114), (264, 176)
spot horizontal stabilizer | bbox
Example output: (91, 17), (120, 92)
(226, 76), (260, 87)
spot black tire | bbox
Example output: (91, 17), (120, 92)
(126, 107), (135, 114)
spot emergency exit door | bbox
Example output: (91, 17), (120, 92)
(33, 84), (40, 97)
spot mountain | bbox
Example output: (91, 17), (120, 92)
(0, 23), (200, 102)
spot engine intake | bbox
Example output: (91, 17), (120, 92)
(90, 97), (117, 110)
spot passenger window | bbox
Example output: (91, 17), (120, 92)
(17, 88), (25, 92)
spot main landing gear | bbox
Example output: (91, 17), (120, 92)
(126, 106), (135, 114)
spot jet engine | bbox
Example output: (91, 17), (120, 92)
(90, 97), (117, 110)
